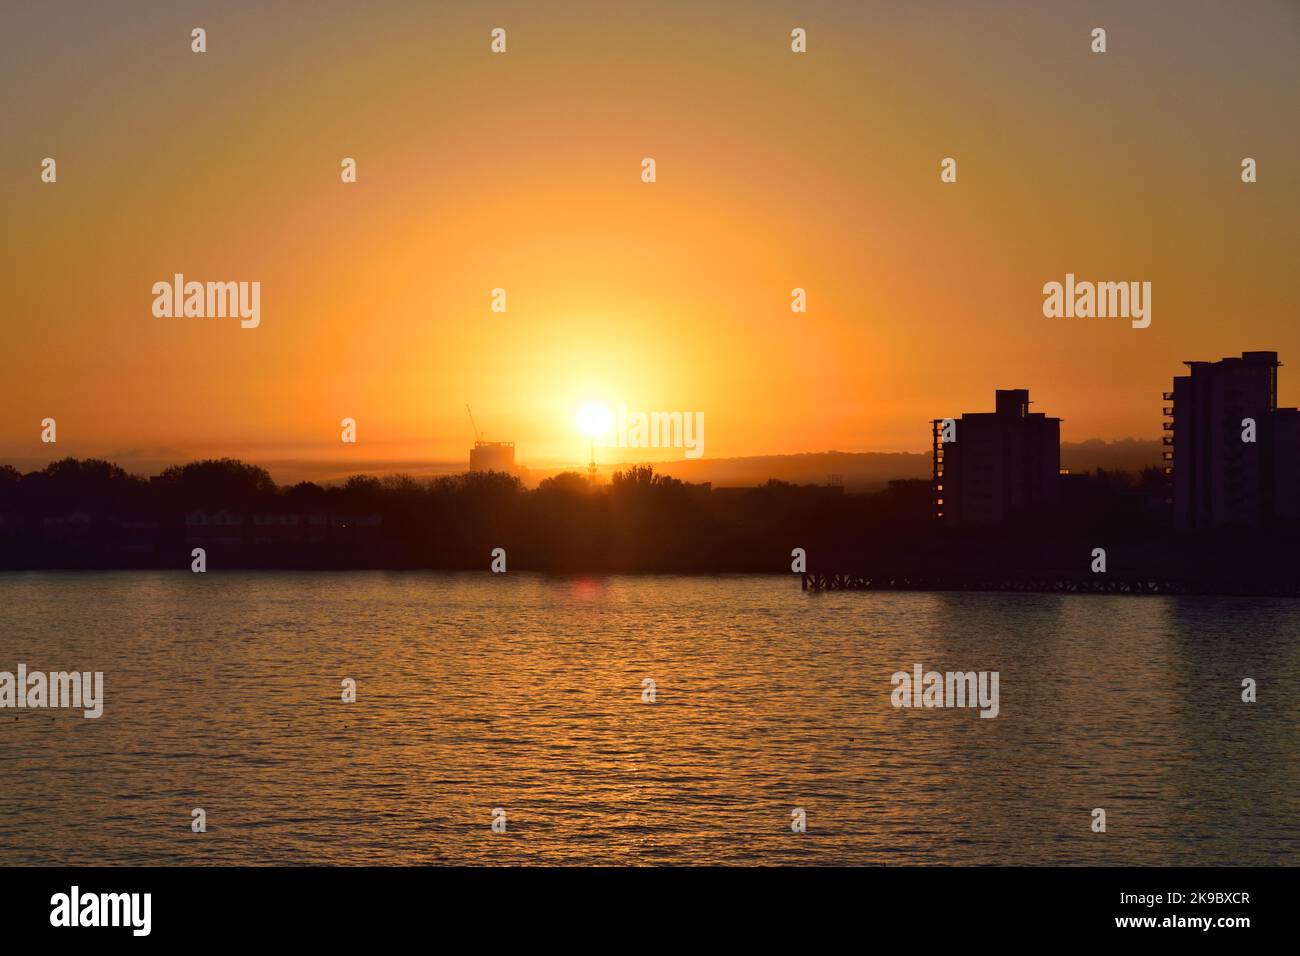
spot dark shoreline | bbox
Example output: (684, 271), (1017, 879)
(5, 457), (1300, 594)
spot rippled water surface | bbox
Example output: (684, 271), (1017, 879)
(1, 572), (1297, 865)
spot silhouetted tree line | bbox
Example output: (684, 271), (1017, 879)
(0, 457), (1290, 580)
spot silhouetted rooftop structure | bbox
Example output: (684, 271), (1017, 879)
(469, 441), (515, 474)
(932, 389), (1060, 526)
(1168, 351), (1299, 529)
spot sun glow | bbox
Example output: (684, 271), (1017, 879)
(576, 402), (614, 438)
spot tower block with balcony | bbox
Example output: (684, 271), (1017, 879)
(932, 389), (1060, 526)
(1168, 351), (1300, 529)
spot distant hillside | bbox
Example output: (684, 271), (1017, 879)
(586, 451), (928, 492)
(534, 439), (1164, 492)
(1, 439), (1164, 490)
(1059, 439), (1164, 476)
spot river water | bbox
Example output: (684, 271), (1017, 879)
(1, 572), (1296, 865)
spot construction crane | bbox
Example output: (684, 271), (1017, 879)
(466, 405), (483, 443)
(465, 406), (516, 474)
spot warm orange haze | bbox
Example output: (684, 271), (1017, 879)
(2, 2), (1300, 933)
(2, 1), (1297, 480)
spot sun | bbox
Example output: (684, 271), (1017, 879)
(576, 402), (614, 438)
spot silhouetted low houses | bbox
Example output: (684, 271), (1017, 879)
(186, 510), (384, 548)
(120, 518), (160, 556)
(932, 389), (1060, 526)
(42, 511), (92, 539)
(185, 510), (244, 546)
(249, 512), (308, 546)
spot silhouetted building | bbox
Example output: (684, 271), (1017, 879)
(1275, 408), (1300, 521)
(932, 389), (1060, 525)
(470, 441), (515, 473)
(1168, 351), (1300, 529)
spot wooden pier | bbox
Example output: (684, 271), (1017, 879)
(801, 571), (1192, 595)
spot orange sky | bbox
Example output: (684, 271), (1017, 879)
(3, 1), (1298, 474)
